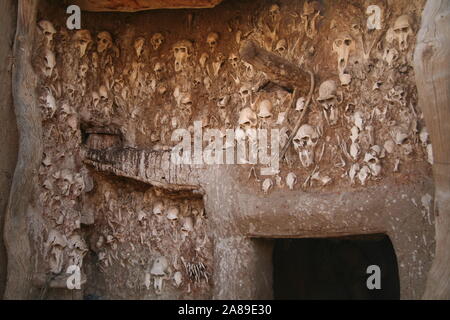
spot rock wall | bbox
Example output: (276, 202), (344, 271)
(0, 0), (18, 298)
(21, 0), (434, 299)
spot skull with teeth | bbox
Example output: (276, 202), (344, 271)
(150, 257), (169, 295)
(293, 124), (319, 168)
(269, 4), (281, 24)
(92, 91), (100, 108)
(38, 20), (56, 46)
(150, 33), (164, 50)
(392, 15), (413, 51)
(99, 85), (108, 101)
(239, 107), (258, 130)
(206, 32), (219, 52)
(134, 37), (145, 58)
(179, 93), (193, 118)
(317, 80), (341, 125)
(73, 30), (92, 58)
(173, 40), (193, 72)
(275, 39), (287, 56)
(217, 95), (230, 109)
(333, 33), (355, 80)
(257, 99), (274, 128)
(42, 49), (56, 78)
(229, 53), (239, 69)
(79, 63), (88, 78)
(97, 31), (113, 54)
(239, 84), (252, 106)
(364, 148), (382, 177)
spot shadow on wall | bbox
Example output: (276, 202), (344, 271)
(273, 234), (400, 300)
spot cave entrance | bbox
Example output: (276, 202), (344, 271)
(272, 234), (400, 300)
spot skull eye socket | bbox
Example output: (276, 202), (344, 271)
(180, 47), (187, 53)
(241, 90), (249, 95)
(344, 39), (352, 46)
(174, 48), (179, 53)
(335, 40), (343, 47)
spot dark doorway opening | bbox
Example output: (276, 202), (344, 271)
(273, 234), (400, 300)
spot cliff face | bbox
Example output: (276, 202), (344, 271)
(3, 0), (440, 300)
(0, 0), (18, 298)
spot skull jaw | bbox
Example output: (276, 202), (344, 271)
(154, 276), (164, 295)
(299, 149), (314, 168)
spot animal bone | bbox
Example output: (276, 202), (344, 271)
(333, 33), (355, 84)
(293, 124), (319, 168)
(97, 31), (113, 53)
(206, 32), (219, 52)
(38, 20), (56, 47)
(257, 99), (274, 128)
(262, 178), (273, 194)
(317, 80), (341, 125)
(42, 49), (56, 78)
(238, 107), (257, 130)
(150, 257), (169, 295)
(150, 33), (164, 50)
(134, 37), (145, 58)
(173, 40), (193, 72)
(392, 15), (413, 51)
(286, 172), (297, 190)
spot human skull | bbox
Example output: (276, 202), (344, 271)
(42, 49), (56, 78)
(97, 31), (112, 54)
(38, 20), (56, 46)
(151, 33), (164, 50)
(392, 15), (413, 51)
(269, 4), (281, 24)
(229, 53), (239, 69)
(275, 39), (287, 56)
(73, 30), (92, 58)
(173, 40), (193, 72)
(150, 256), (169, 295)
(333, 33), (355, 75)
(257, 99), (273, 127)
(134, 37), (145, 58)
(206, 32), (219, 52)
(293, 124), (319, 168)
(239, 107), (257, 130)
